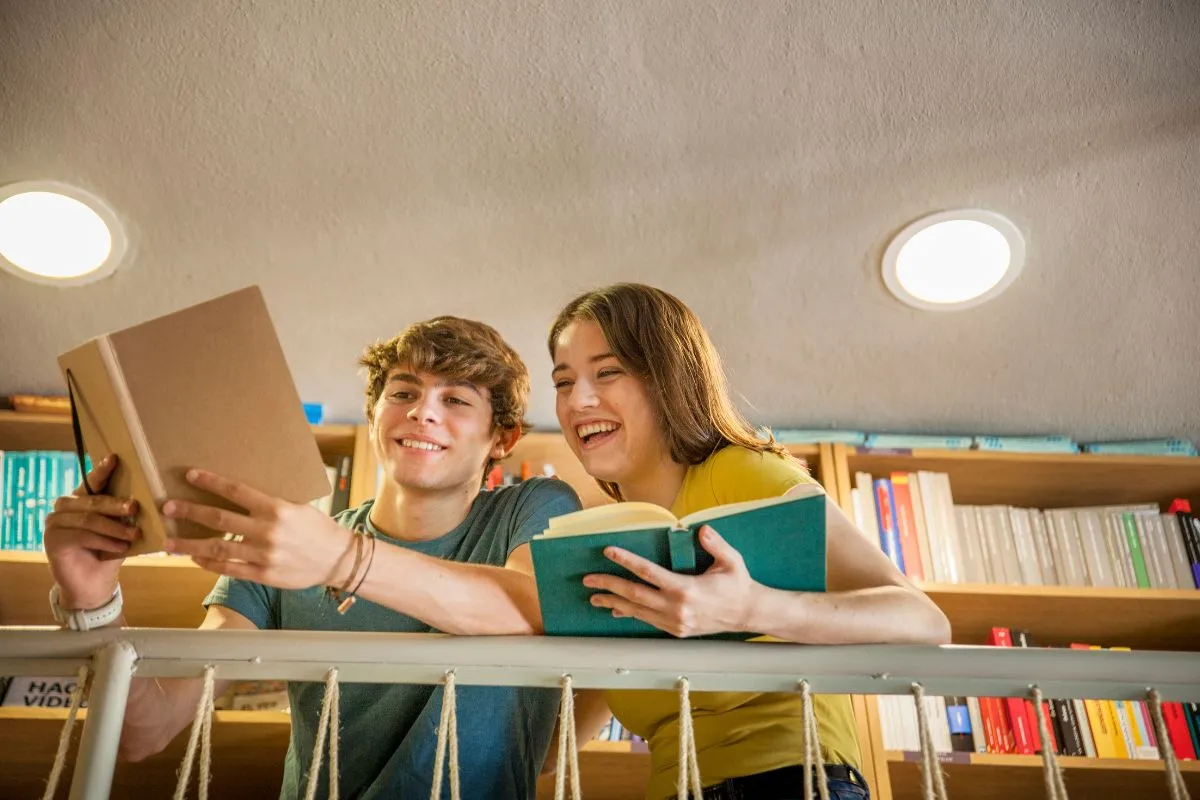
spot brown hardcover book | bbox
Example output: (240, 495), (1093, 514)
(57, 286), (331, 556)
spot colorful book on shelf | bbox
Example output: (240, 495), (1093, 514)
(973, 435), (1079, 453)
(57, 286), (332, 556)
(530, 487), (826, 637)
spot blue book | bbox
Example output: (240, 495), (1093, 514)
(531, 487), (827, 638)
(871, 478), (906, 575)
(865, 434), (973, 451)
(771, 429), (868, 445)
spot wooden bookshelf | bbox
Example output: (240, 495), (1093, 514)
(833, 443), (1200, 800)
(919, 582), (1200, 650)
(884, 751), (1200, 800)
(0, 551), (219, 627)
(0, 706), (648, 800)
(0, 707), (289, 800)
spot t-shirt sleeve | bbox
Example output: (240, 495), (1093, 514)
(203, 575), (279, 630)
(710, 447), (818, 506)
(507, 477), (583, 556)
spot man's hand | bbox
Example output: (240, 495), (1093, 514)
(43, 454), (139, 609)
(162, 469), (354, 590)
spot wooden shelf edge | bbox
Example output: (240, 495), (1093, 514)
(884, 750), (1200, 773)
(919, 582), (1200, 603)
(849, 448), (1200, 468)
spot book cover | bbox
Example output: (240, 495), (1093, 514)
(530, 488), (826, 637)
(57, 286), (331, 555)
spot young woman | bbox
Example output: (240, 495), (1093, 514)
(548, 283), (950, 800)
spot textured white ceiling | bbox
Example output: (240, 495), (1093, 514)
(2, 0), (1199, 443)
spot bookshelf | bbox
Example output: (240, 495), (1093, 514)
(5, 409), (1198, 800)
(830, 443), (1200, 800)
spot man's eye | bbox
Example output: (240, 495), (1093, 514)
(446, 396), (470, 406)
(553, 379), (574, 390)
(389, 391), (414, 401)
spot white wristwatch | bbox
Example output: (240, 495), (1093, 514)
(49, 584), (124, 631)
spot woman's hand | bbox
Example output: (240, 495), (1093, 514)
(582, 525), (762, 638)
(161, 469), (354, 590)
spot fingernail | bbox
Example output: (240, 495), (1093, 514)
(162, 501), (176, 516)
(604, 547), (618, 559)
(124, 501), (136, 513)
(589, 595), (602, 606)
(186, 469), (200, 481)
(163, 539), (176, 552)
(103, 454), (115, 466)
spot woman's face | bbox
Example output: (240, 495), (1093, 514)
(551, 319), (670, 489)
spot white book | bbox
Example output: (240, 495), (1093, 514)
(1028, 509), (1059, 586)
(1100, 512), (1131, 588)
(931, 695), (953, 753)
(1074, 510), (1116, 588)
(1162, 513), (1196, 589)
(954, 506), (988, 584)
(1135, 512), (1176, 589)
(906, 473), (936, 585)
(1047, 510), (1088, 586)
(1009, 508), (1044, 585)
(1072, 698), (1097, 758)
(916, 472), (947, 583)
(855, 472), (879, 545)
(967, 696), (987, 753)
(976, 506), (1005, 583)
(1106, 511), (1138, 588)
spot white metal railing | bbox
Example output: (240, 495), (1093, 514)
(3, 626), (1199, 800)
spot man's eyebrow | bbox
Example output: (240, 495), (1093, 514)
(387, 372), (484, 397)
(444, 378), (484, 397)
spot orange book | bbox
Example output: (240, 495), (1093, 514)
(888, 473), (925, 582)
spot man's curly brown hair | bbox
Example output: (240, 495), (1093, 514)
(359, 317), (531, 474)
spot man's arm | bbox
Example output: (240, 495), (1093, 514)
(540, 690), (612, 776)
(351, 541), (544, 635)
(120, 605), (257, 762)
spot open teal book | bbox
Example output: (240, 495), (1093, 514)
(530, 486), (827, 638)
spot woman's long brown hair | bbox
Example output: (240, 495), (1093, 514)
(548, 283), (800, 500)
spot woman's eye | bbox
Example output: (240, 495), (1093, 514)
(597, 368), (622, 379)
(553, 379), (574, 390)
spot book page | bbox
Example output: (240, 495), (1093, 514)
(542, 501), (677, 537)
(678, 483), (823, 528)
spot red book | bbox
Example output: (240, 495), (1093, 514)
(990, 627), (1036, 754)
(1165, 702), (1198, 760)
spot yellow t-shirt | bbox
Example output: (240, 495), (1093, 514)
(605, 446), (861, 800)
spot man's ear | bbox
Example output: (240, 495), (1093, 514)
(491, 426), (522, 460)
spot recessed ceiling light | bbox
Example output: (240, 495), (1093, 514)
(882, 209), (1025, 311)
(0, 181), (127, 286)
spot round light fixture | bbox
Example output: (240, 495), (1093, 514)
(0, 181), (127, 286)
(882, 209), (1025, 310)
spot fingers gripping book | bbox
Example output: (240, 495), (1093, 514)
(56, 286), (332, 556)
(530, 486), (827, 637)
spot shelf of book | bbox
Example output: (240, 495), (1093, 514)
(883, 751), (1200, 799)
(0, 551), (218, 627)
(0, 705), (649, 800)
(919, 582), (1200, 651)
(833, 444), (1200, 800)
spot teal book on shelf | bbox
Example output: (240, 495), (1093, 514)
(530, 487), (827, 638)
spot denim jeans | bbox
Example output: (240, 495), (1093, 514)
(693, 764), (871, 800)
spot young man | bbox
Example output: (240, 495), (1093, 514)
(42, 316), (582, 799)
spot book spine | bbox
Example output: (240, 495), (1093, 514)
(990, 628), (1034, 754)
(1163, 702), (1197, 759)
(872, 478), (906, 574)
(1175, 511), (1200, 588)
(1120, 513), (1151, 588)
(100, 337), (171, 535)
(945, 696), (974, 752)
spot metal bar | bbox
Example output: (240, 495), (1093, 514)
(67, 640), (137, 800)
(2, 627), (1199, 702)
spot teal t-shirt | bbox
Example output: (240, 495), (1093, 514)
(204, 477), (581, 800)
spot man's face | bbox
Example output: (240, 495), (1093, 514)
(370, 365), (504, 494)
